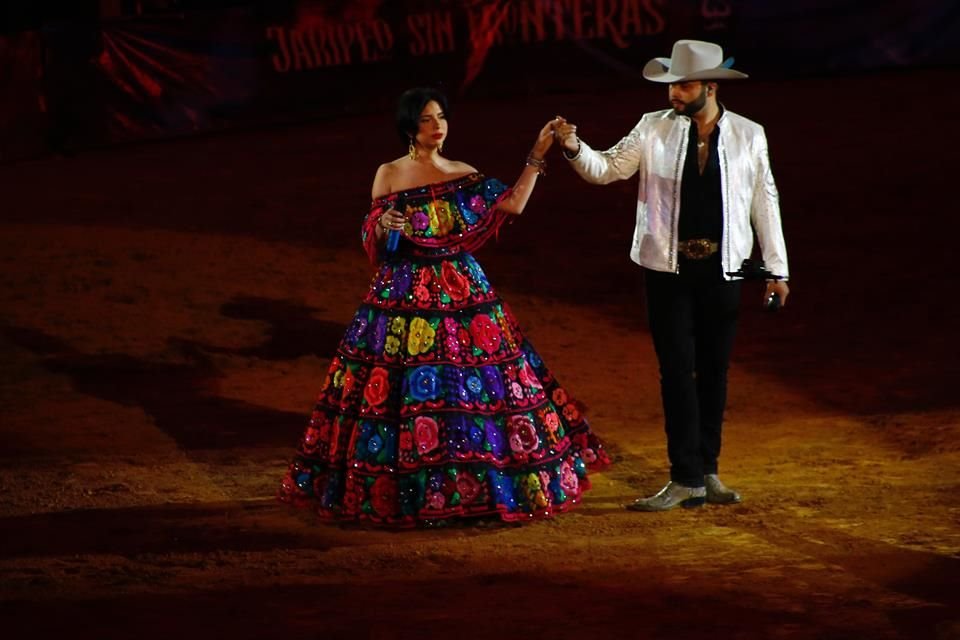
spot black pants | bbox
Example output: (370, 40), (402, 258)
(644, 256), (741, 488)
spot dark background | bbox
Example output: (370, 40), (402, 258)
(1, 2), (959, 639)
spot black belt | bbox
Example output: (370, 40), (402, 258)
(677, 238), (719, 260)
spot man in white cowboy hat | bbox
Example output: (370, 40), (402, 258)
(552, 39), (790, 511)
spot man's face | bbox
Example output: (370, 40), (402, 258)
(669, 81), (708, 116)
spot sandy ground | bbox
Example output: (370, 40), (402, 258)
(1, 70), (959, 639)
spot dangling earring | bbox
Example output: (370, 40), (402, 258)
(408, 137), (417, 160)
(438, 141), (444, 154)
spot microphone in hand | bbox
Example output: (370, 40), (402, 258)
(386, 195), (405, 253)
(727, 260), (784, 313)
(764, 292), (782, 312)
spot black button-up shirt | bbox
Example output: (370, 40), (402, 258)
(678, 106), (724, 243)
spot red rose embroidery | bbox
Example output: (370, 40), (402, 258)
(417, 266), (432, 286)
(440, 261), (471, 301)
(363, 367), (390, 406)
(507, 415), (539, 454)
(343, 484), (360, 513)
(456, 473), (482, 504)
(370, 476), (399, 517)
(302, 427), (321, 453)
(469, 314), (502, 355)
(552, 388), (568, 406)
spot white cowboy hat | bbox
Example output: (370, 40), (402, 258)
(642, 39), (748, 83)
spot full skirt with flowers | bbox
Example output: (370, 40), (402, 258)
(279, 240), (608, 526)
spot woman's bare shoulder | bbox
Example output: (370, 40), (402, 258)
(446, 159), (479, 174)
(372, 158), (410, 198)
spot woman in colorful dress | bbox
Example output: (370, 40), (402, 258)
(278, 87), (609, 526)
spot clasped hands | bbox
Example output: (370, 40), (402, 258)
(530, 116), (579, 160)
(547, 116), (580, 156)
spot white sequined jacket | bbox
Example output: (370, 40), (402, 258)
(566, 108), (789, 280)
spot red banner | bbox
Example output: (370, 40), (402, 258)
(1, 1), (956, 160)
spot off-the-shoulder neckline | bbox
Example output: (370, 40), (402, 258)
(374, 172), (483, 201)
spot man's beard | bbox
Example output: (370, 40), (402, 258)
(672, 87), (708, 116)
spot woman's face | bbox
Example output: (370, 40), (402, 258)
(415, 100), (447, 150)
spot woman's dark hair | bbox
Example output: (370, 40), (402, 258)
(395, 87), (449, 146)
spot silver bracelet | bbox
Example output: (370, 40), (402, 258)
(525, 154), (547, 176)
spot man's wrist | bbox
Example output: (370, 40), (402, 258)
(562, 138), (582, 161)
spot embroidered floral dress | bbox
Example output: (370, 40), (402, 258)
(278, 173), (609, 526)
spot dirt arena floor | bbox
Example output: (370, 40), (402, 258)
(1, 69), (958, 639)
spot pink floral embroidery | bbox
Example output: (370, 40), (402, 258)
(538, 471), (552, 495)
(544, 411), (560, 433)
(469, 194), (487, 213)
(443, 317), (460, 357)
(518, 361), (541, 390)
(427, 491), (446, 510)
(414, 416), (440, 454)
(560, 460), (579, 494)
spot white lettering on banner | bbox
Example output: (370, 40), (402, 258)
(408, 11), (456, 56)
(266, 19), (394, 72)
(471, 0), (667, 50)
(266, 0), (685, 73)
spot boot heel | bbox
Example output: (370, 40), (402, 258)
(681, 496), (705, 508)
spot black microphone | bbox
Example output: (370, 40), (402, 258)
(764, 292), (782, 312)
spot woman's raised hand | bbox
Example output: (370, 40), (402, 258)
(531, 118), (560, 159)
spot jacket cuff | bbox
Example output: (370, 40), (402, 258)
(562, 138), (583, 161)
